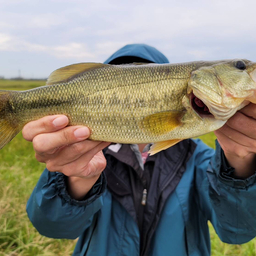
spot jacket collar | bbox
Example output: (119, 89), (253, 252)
(106, 144), (156, 178)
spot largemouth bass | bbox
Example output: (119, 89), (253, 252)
(1, 60), (256, 154)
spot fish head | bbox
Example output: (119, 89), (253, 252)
(188, 59), (256, 120)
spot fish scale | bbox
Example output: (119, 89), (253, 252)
(0, 60), (256, 154)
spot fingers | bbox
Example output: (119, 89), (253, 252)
(33, 126), (90, 154)
(239, 103), (256, 119)
(225, 111), (256, 140)
(22, 115), (110, 180)
(37, 137), (103, 165)
(215, 103), (256, 157)
(47, 142), (110, 177)
(66, 150), (108, 200)
(88, 151), (108, 175)
(22, 115), (69, 141)
(215, 127), (252, 158)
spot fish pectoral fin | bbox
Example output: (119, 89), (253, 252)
(149, 139), (182, 155)
(141, 111), (184, 155)
(141, 111), (184, 136)
(46, 63), (108, 85)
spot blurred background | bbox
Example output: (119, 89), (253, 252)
(1, 0), (256, 255)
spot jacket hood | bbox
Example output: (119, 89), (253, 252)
(104, 44), (169, 64)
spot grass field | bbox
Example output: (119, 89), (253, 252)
(0, 79), (256, 255)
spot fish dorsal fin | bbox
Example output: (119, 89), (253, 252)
(46, 63), (107, 85)
(141, 111), (184, 136)
(149, 139), (182, 155)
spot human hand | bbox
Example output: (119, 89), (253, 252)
(214, 103), (256, 178)
(22, 115), (110, 199)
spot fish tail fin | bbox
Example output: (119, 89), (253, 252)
(0, 90), (21, 149)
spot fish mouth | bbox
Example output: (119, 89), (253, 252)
(189, 90), (248, 120)
(190, 92), (213, 118)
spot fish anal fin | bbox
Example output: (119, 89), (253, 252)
(149, 139), (182, 155)
(46, 63), (107, 85)
(141, 111), (184, 136)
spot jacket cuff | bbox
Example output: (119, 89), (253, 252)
(55, 172), (107, 206)
(215, 141), (256, 189)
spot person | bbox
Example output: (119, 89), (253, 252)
(25, 44), (256, 256)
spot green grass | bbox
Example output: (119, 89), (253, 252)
(0, 79), (46, 91)
(0, 80), (75, 256)
(0, 135), (76, 256)
(0, 79), (256, 255)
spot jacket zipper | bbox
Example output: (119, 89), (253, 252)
(141, 149), (189, 256)
(141, 189), (147, 205)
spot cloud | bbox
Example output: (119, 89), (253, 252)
(0, 33), (96, 61)
(52, 43), (95, 59)
(1, 0), (256, 77)
(0, 33), (12, 50)
(0, 33), (46, 52)
(30, 13), (68, 29)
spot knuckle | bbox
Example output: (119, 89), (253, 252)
(40, 116), (57, 132)
(238, 151), (247, 158)
(98, 158), (107, 171)
(41, 118), (51, 132)
(33, 135), (45, 152)
(86, 158), (106, 177)
(241, 103), (256, 118)
(62, 129), (72, 144)
(232, 146), (247, 158)
(227, 113), (243, 128)
(61, 165), (73, 176)
(22, 124), (32, 141)
(80, 165), (92, 177)
(46, 160), (58, 172)
(35, 152), (45, 163)
(71, 142), (85, 155)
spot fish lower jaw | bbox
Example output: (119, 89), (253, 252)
(209, 100), (249, 120)
(208, 106), (238, 120)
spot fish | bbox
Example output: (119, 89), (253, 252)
(0, 60), (256, 155)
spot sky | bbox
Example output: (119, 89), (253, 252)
(0, 0), (256, 79)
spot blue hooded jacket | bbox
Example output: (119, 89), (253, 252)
(104, 44), (169, 64)
(26, 44), (256, 256)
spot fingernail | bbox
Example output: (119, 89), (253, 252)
(74, 127), (89, 139)
(53, 116), (68, 127)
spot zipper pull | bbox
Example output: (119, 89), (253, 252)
(141, 189), (147, 206)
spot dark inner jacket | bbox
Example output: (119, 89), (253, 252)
(104, 140), (196, 255)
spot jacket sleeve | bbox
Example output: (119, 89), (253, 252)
(26, 169), (106, 239)
(203, 140), (256, 244)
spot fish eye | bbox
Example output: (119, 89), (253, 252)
(235, 60), (246, 70)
